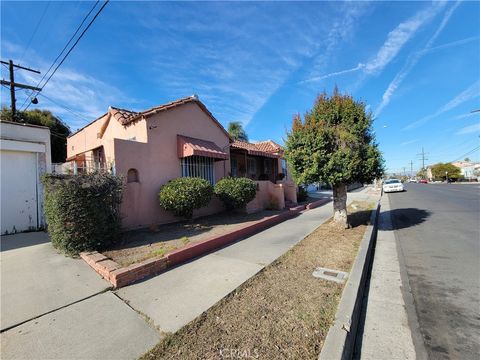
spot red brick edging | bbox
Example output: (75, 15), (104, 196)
(81, 197), (331, 288)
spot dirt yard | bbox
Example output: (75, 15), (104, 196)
(103, 209), (285, 266)
(141, 201), (374, 360)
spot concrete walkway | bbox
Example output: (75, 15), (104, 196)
(0, 232), (160, 360)
(356, 195), (426, 359)
(116, 200), (335, 333)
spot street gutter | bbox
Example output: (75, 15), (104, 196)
(319, 200), (380, 360)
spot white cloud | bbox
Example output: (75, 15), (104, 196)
(301, 63), (365, 84)
(400, 139), (419, 146)
(375, 1), (460, 117)
(456, 123), (480, 135)
(453, 112), (479, 120)
(0, 42), (136, 130)
(301, 2), (445, 85)
(366, 2), (446, 74)
(404, 80), (480, 130)
(15, 67), (132, 129)
(134, 2), (370, 127)
(419, 36), (479, 55)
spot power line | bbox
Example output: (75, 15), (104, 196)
(451, 145), (480, 163)
(36, 92), (90, 122)
(19, 1), (100, 110)
(19, 1), (51, 64)
(21, 0), (108, 111)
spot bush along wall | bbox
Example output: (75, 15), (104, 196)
(42, 173), (123, 256)
(214, 177), (257, 210)
(159, 177), (213, 219)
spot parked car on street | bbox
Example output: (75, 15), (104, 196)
(408, 178), (418, 183)
(383, 179), (405, 193)
(419, 179), (428, 184)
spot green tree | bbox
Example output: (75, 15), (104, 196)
(1, 107), (71, 162)
(430, 163), (461, 181)
(227, 121), (248, 141)
(284, 89), (384, 228)
(416, 168), (427, 179)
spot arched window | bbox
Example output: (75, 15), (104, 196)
(127, 168), (139, 183)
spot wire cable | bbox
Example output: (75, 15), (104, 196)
(19, 1), (51, 64)
(36, 92), (91, 122)
(19, 0), (103, 110)
(451, 145), (480, 163)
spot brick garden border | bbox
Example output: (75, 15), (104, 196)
(81, 197), (331, 288)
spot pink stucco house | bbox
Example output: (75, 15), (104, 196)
(66, 95), (296, 229)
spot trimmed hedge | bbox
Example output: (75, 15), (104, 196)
(214, 177), (257, 210)
(159, 177), (213, 219)
(42, 173), (123, 256)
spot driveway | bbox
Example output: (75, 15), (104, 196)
(1, 232), (110, 330)
(1, 232), (160, 360)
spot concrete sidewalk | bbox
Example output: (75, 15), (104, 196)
(356, 195), (426, 359)
(116, 186), (378, 334)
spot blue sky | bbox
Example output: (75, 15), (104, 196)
(1, 1), (479, 174)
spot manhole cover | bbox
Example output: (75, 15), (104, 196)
(312, 267), (348, 284)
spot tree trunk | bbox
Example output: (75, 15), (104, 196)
(333, 183), (349, 229)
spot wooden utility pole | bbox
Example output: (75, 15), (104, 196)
(1, 60), (41, 120)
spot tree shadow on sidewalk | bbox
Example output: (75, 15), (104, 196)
(380, 208), (431, 231)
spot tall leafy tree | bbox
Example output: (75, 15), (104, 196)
(285, 88), (384, 228)
(430, 163), (461, 181)
(227, 121), (248, 141)
(1, 107), (71, 162)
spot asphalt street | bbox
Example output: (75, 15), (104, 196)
(387, 183), (480, 360)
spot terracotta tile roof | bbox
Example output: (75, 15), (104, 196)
(69, 95), (231, 139)
(109, 95), (231, 139)
(109, 107), (138, 125)
(231, 140), (283, 158)
(254, 140), (283, 153)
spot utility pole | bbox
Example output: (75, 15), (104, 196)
(1, 60), (41, 120)
(410, 160), (414, 177)
(417, 147), (428, 170)
(403, 167), (406, 177)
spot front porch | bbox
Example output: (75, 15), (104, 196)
(230, 140), (297, 210)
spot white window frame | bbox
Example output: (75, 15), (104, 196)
(181, 155), (215, 184)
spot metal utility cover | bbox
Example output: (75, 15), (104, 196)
(312, 267), (349, 284)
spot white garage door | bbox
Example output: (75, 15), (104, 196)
(1, 150), (39, 234)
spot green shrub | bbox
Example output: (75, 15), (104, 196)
(214, 177), (257, 210)
(42, 173), (123, 256)
(159, 177), (213, 218)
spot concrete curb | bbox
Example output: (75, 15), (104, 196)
(81, 197), (332, 288)
(319, 200), (381, 360)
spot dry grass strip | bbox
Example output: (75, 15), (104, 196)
(142, 201), (373, 360)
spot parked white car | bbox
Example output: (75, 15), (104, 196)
(383, 179), (405, 193)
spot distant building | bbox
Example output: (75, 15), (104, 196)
(451, 161), (478, 181)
